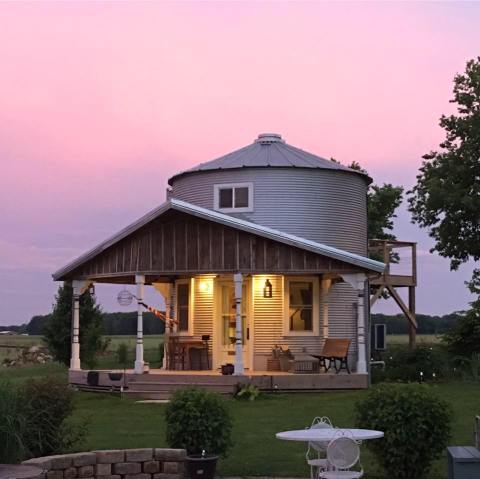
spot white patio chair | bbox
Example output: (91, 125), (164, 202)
(305, 416), (333, 479)
(319, 435), (363, 479)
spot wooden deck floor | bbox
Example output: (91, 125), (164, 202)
(69, 368), (369, 399)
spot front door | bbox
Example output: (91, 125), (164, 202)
(214, 279), (251, 370)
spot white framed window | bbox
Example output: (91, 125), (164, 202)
(214, 182), (254, 213)
(175, 279), (193, 335)
(284, 276), (319, 336)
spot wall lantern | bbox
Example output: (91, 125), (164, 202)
(263, 279), (273, 298)
(89, 284), (96, 297)
(199, 280), (212, 294)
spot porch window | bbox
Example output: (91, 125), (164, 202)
(176, 280), (192, 333)
(214, 182), (253, 213)
(284, 277), (319, 335)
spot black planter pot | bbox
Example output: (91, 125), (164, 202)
(221, 363), (234, 375)
(185, 455), (218, 479)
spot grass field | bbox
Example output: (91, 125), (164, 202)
(1, 360), (477, 479)
(0, 335), (164, 367)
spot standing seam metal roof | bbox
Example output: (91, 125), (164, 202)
(168, 133), (370, 185)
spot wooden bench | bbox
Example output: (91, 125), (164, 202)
(313, 338), (351, 374)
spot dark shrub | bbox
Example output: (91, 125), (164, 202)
(21, 377), (85, 457)
(116, 342), (129, 368)
(442, 303), (480, 358)
(165, 388), (232, 456)
(356, 383), (451, 479)
(0, 382), (28, 463)
(374, 344), (450, 383)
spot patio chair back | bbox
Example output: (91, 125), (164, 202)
(321, 339), (350, 358)
(309, 416), (333, 452)
(327, 436), (360, 470)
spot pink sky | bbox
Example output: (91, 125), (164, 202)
(1, 2), (479, 324)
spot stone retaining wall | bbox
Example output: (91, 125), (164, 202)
(22, 449), (186, 479)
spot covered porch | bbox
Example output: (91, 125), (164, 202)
(53, 199), (384, 396)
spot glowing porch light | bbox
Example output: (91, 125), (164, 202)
(198, 279), (212, 293)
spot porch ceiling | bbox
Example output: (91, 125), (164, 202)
(53, 199), (384, 282)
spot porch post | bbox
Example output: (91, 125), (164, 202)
(70, 279), (91, 370)
(134, 274), (145, 374)
(340, 273), (367, 374)
(70, 281), (81, 370)
(233, 273), (244, 375)
(320, 278), (332, 340)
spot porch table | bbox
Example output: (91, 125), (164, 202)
(276, 428), (384, 442)
(168, 337), (206, 370)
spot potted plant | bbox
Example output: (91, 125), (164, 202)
(165, 388), (233, 479)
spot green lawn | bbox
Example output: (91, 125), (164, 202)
(2, 359), (477, 479)
(1, 335), (476, 478)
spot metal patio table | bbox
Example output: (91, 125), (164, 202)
(276, 428), (384, 442)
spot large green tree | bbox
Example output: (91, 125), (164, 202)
(408, 57), (480, 357)
(43, 284), (108, 368)
(408, 57), (480, 273)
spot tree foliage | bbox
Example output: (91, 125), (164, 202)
(408, 57), (480, 271)
(43, 283), (108, 368)
(348, 161), (403, 240)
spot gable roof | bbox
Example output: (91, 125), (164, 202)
(168, 133), (371, 185)
(53, 198), (384, 280)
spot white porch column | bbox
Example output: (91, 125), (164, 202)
(134, 274), (145, 374)
(320, 278), (332, 340)
(233, 273), (244, 375)
(341, 273), (368, 374)
(70, 279), (90, 371)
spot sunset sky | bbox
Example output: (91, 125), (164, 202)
(1, 2), (479, 325)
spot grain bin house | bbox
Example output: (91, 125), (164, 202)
(53, 133), (385, 397)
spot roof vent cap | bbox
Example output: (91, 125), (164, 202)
(255, 133), (285, 144)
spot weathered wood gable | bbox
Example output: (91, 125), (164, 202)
(61, 210), (364, 281)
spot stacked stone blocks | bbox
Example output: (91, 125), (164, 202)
(22, 449), (186, 479)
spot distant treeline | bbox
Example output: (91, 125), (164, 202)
(1, 311), (166, 336)
(1, 311), (462, 337)
(371, 312), (462, 335)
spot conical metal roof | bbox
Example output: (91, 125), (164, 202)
(168, 133), (370, 185)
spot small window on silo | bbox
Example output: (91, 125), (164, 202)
(214, 182), (253, 213)
(219, 188), (233, 208)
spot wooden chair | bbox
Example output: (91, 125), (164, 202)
(314, 338), (351, 374)
(166, 336), (185, 370)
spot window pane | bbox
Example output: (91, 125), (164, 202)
(289, 281), (313, 331)
(179, 308), (189, 331)
(234, 187), (249, 208)
(177, 284), (189, 331)
(289, 282), (313, 306)
(219, 188), (233, 208)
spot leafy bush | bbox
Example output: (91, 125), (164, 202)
(165, 388), (233, 457)
(356, 383), (451, 479)
(0, 378), (85, 463)
(21, 377), (85, 457)
(0, 382), (28, 463)
(372, 344), (450, 383)
(442, 303), (480, 358)
(235, 383), (260, 401)
(116, 342), (129, 368)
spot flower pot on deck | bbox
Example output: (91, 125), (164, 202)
(185, 454), (218, 479)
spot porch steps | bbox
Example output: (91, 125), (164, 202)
(125, 379), (236, 399)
